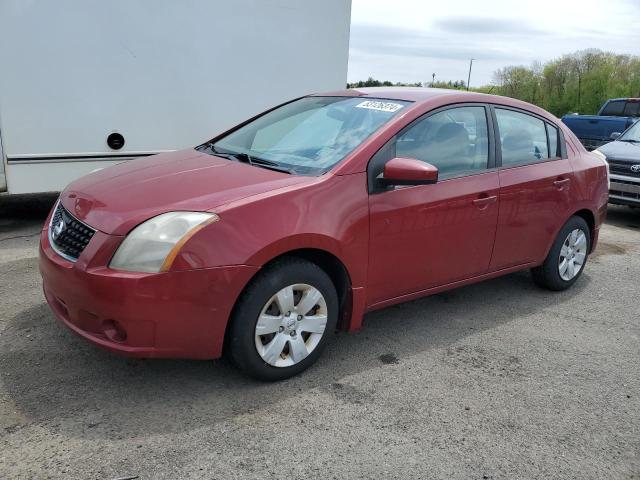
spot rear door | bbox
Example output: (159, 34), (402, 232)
(489, 106), (574, 270)
(367, 104), (500, 305)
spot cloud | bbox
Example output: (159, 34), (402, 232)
(348, 0), (640, 85)
(434, 16), (546, 36)
(350, 24), (523, 63)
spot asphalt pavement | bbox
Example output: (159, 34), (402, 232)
(1, 194), (638, 479)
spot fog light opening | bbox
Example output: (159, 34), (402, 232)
(102, 319), (127, 343)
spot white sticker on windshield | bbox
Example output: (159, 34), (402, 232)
(355, 100), (404, 113)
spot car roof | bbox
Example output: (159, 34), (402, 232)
(605, 98), (640, 102)
(312, 87), (560, 122)
(313, 86), (474, 102)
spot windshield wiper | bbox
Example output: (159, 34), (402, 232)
(618, 138), (640, 143)
(201, 143), (294, 174)
(199, 143), (239, 159)
(241, 155), (296, 174)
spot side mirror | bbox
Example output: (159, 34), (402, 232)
(610, 132), (622, 140)
(379, 157), (438, 186)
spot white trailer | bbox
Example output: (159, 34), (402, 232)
(0, 0), (351, 194)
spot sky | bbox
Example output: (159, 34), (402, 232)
(348, 0), (640, 87)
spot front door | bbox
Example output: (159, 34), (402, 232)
(367, 105), (500, 306)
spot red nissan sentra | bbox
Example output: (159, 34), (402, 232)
(39, 88), (609, 380)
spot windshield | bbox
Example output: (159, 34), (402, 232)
(206, 96), (410, 175)
(619, 121), (640, 142)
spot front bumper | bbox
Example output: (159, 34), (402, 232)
(39, 226), (258, 359)
(609, 174), (640, 206)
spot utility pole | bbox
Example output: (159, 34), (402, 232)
(467, 59), (474, 91)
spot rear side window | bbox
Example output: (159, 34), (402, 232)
(396, 106), (489, 178)
(600, 100), (626, 116)
(495, 109), (549, 166)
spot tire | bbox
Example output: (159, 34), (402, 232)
(227, 258), (338, 381)
(531, 216), (591, 291)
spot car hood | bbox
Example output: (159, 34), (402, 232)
(598, 140), (640, 162)
(60, 149), (313, 235)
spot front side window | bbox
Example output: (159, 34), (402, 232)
(496, 109), (549, 166)
(208, 97), (410, 175)
(395, 106), (490, 178)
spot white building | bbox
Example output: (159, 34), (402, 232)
(0, 0), (352, 194)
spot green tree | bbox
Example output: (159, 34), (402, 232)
(492, 50), (640, 116)
(347, 77), (423, 88)
(348, 50), (640, 117)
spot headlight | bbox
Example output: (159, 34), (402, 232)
(110, 212), (218, 273)
(592, 149), (609, 189)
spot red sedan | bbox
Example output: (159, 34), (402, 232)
(39, 88), (609, 380)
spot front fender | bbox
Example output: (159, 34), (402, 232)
(168, 173), (370, 287)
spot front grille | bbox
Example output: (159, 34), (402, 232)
(611, 178), (640, 187)
(49, 202), (96, 261)
(610, 190), (640, 201)
(609, 160), (640, 178)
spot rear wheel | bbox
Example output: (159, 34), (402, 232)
(228, 258), (338, 381)
(531, 216), (590, 291)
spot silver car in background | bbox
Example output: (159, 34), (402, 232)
(594, 120), (640, 206)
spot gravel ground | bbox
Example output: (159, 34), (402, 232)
(0, 194), (638, 480)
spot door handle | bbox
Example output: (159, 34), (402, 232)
(472, 195), (497, 208)
(553, 178), (571, 189)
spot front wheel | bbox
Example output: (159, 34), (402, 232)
(227, 258), (338, 381)
(531, 216), (591, 291)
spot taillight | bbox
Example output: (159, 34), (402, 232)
(592, 149), (609, 189)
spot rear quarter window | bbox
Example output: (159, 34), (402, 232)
(547, 124), (559, 158)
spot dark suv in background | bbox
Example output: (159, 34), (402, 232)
(563, 98), (640, 150)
